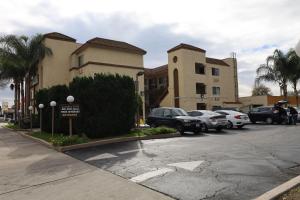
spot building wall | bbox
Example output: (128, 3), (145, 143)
(163, 48), (237, 111)
(38, 38), (81, 89)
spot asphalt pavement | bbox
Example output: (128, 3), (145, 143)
(66, 124), (300, 200)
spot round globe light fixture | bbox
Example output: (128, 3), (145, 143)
(28, 106), (33, 111)
(66, 95), (74, 103)
(38, 104), (44, 109)
(50, 101), (56, 107)
(295, 40), (300, 57)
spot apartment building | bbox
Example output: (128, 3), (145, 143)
(31, 32), (146, 118)
(145, 43), (239, 111)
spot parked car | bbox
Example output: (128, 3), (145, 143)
(147, 107), (202, 134)
(247, 106), (287, 124)
(187, 110), (227, 132)
(215, 110), (250, 129)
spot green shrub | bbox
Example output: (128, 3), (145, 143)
(31, 132), (88, 146)
(35, 74), (137, 139)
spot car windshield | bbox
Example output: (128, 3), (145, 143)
(173, 108), (188, 116)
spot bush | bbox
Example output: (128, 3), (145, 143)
(30, 132), (88, 146)
(35, 85), (70, 134)
(35, 74), (137, 139)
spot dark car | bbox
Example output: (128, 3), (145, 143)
(248, 106), (287, 124)
(147, 107), (202, 134)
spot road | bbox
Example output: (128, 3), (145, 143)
(66, 124), (300, 200)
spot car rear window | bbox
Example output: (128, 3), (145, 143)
(151, 108), (164, 117)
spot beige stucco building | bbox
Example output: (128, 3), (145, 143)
(145, 43), (239, 111)
(31, 32), (146, 118)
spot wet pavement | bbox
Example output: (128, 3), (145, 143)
(66, 124), (300, 200)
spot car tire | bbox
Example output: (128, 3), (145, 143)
(150, 123), (157, 128)
(227, 121), (233, 129)
(203, 124), (209, 132)
(216, 127), (222, 132)
(266, 117), (273, 124)
(237, 125), (244, 129)
(176, 123), (185, 135)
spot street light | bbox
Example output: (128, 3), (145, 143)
(66, 95), (74, 137)
(18, 109), (22, 128)
(50, 101), (56, 137)
(28, 106), (33, 132)
(38, 104), (44, 132)
(295, 40), (300, 57)
(135, 71), (144, 128)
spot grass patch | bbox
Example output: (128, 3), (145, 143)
(5, 123), (19, 130)
(126, 127), (177, 137)
(30, 132), (89, 146)
(29, 127), (176, 147)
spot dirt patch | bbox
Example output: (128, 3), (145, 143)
(276, 185), (300, 200)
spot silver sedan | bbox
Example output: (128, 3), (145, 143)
(188, 110), (228, 132)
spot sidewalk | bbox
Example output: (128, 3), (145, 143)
(0, 123), (173, 200)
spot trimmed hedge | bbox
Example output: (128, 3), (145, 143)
(35, 74), (137, 138)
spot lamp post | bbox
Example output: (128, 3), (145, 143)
(18, 109), (22, 128)
(135, 71), (144, 128)
(50, 101), (56, 137)
(38, 104), (44, 132)
(66, 95), (74, 136)
(28, 106), (33, 132)
(295, 40), (300, 57)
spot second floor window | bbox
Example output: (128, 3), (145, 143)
(212, 86), (220, 96)
(195, 63), (205, 74)
(78, 55), (84, 67)
(212, 68), (220, 76)
(196, 83), (206, 94)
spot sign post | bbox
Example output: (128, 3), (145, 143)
(60, 103), (79, 137)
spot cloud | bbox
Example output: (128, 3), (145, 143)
(0, 0), (300, 104)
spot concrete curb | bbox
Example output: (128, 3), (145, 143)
(57, 133), (181, 152)
(255, 175), (300, 200)
(5, 125), (180, 152)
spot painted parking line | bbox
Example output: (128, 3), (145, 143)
(130, 168), (174, 183)
(118, 149), (145, 155)
(85, 153), (118, 161)
(167, 160), (204, 171)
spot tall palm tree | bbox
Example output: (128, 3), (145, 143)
(0, 59), (23, 120)
(286, 49), (300, 107)
(256, 49), (290, 99)
(0, 34), (52, 116)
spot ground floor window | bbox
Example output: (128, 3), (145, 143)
(197, 103), (206, 110)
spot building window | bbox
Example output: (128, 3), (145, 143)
(158, 77), (164, 84)
(195, 63), (205, 74)
(212, 86), (220, 96)
(196, 83), (206, 94)
(78, 55), (84, 67)
(212, 68), (219, 76)
(197, 103), (206, 110)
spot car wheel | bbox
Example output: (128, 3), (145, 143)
(266, 117), (273, 124)
(227, 121), (233, 129)
(150, 123), (157, 128)
(203, 124), (209, 132)
(215, 127), (222, 132)
(237, 125), (244, 129)
(176, 123), (185, 135)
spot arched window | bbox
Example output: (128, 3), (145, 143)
(173, 69), (179, 108)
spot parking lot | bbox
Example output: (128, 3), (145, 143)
(66, 124), (300, 200)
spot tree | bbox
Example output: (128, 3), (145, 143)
(256, 49), (290, 99)
(0, 34), (52, 117)
(286, 49), (300, 107)
(251, 84), (272, 96)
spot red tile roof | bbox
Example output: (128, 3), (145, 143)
(43, 32), (76, 42)
(167, 43), (206, 53)
(206, 57), (229, 66)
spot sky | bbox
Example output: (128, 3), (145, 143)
(0, 0), (300, 106)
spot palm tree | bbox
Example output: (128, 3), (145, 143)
(286, 49), (300, 107)
(0, 34), (52, 116)
(0, 59), (23, 120)
(256, 49), (290, 99)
